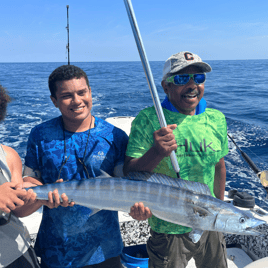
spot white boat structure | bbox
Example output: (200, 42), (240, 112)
(20, 116), (268, 268)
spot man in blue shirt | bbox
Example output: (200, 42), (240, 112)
(21, 65), (128, 268)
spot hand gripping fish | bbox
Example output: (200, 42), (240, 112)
(26, 172), (266, 242)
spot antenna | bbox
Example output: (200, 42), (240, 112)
(66, 5), (70, 65)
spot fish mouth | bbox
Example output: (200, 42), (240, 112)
(245, 227), (265, 237)
(244, 218), (266, 236)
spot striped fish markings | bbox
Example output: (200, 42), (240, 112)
(27, 172), (265, 240)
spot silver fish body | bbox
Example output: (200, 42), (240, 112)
(27, 172), (266, 237)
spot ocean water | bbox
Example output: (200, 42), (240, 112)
(0, 60), (268, 210)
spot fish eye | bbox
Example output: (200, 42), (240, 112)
(239, 217), (246, 223)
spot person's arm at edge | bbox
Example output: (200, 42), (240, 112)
(214, 157), (226, 201)
(1, 145), (42, 217)
(0, 145), (26, 213)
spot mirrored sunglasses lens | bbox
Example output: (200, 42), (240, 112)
(174, 75), (190, 85)
(194, 74), (206, 84)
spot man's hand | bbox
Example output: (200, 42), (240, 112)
(43, 179), (75, 209)
(153, 124), (178, 157)
(16, 182), (37, 206)
(0, 182), (27, 213)
(129, 202), (152, 221)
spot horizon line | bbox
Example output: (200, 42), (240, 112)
(1, 58), (268, 64)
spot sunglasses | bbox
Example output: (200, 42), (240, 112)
(166, 73), (206, 86)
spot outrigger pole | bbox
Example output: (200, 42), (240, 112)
(66, 5), (70, 65)
(123, 0), (181, 179)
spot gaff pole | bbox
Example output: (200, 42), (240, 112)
(123, 0), (181, 178)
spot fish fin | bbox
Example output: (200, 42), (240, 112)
(127, 172), (211, 195)
(89, 208), (102, 216)
(188, 203), (212, 217)
(126, 172), (154, 181)
(188, 229), (204, 243)
(98, 169), (111, 178)
(93, 169), (112, 180)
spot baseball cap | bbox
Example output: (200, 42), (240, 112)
(162, 51), (212, 81)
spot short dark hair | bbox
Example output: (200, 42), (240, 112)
(48, 65), (90, 99)
(0, 85), (11, 122)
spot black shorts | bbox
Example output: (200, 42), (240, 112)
(147, 229), (227, 268)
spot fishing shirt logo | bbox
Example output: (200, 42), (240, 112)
(92, 151), (105, 161)
(177, 139), (215, 154)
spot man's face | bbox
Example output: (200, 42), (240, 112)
(162, 66), (205, 115)
(50, 77), (92, 126)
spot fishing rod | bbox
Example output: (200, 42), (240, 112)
(66, 5), (70, 65)
(123, 0), (181, 179)
(227, 133), (268, 190)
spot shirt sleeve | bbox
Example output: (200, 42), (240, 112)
(126, 111), (155, 159)
(23, 128), (40, 177)
(220, 116), (229, 159)
(114, 128), (129, 166)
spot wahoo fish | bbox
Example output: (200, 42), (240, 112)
(27, 172), (266, 240)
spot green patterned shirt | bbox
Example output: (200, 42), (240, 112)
(126, 107), (229, 234)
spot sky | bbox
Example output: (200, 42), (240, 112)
(1, 0), (268, 62)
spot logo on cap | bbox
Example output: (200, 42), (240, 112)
(184, 52), (194, 61)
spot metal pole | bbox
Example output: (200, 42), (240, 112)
(123, 0), (181, 178)
(66, 5), (70, 65)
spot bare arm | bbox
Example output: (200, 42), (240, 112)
(214, 157), (226, 200)
(1, 146), (46, 217)
(3, 145), (23, 185)
(0, 145), (28, 214)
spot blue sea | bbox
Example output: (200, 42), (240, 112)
(0, 60), (268, 210)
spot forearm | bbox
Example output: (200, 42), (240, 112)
(214, 158), (226, 200)
(13, 198), (44, 218)
(123, 147), (165, 175)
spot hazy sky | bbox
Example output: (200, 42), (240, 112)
(1, 0), (268, 62)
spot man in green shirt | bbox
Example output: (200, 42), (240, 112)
(124, 51), (228, 268)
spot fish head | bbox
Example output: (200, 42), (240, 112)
(214, 209), (266, 236)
